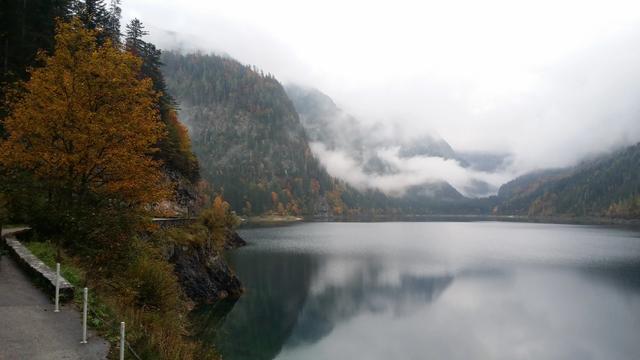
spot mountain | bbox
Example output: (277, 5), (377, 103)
(161, 52), (344, 216)
(457, 151), (512, 173)
(161, 54), (494, 216)
(495, 143), (640, 218)
(285, 84), (504, 197)
(285, 84), (458, 162)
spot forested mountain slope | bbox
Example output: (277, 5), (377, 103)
(162, 52), (339, 215)
(161, 53), (494, 216)
(495, 143), (640, 218)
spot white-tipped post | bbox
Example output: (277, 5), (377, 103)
(81, 287), (88, 344)
(120, 322), (126, 360)
(54, 263), (60, 312)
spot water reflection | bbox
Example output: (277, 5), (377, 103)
(285, 260), (454, 348)
(193, 222), (640, 360)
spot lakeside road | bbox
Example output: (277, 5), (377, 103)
(1, 229), (109, 360)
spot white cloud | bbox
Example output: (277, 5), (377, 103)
(311, 143), (514, 197)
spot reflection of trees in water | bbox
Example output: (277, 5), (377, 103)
(579, 262), (640, 293)
(193, 250), (454, 360)
(191, 298), (238, 343)
(196, 251), (321, 360)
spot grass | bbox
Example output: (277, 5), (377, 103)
(25, 241), (84, 286)
(23, 234), (220, 360)
(23, 240), (121, 352)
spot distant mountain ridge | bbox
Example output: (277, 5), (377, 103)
(285, 84), (510, 197)
(495, 143), (640, 218)
(161, 54), (640, 219)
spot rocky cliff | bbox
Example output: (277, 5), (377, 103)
(167, 231), (246, 303)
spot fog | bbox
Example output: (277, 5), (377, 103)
(122, 0), (640, 196)
(311, 143), (513, 197)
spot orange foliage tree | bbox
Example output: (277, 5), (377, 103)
(0, 20), (167, 244)
(199, 195), (239, 249)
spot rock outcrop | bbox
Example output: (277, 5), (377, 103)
(168, 231), (246, 303)
(224, 230), (247, 250)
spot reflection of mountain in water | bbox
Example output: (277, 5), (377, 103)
(579, 262), (640, 293)
(286, 262), (454, 349)
(193, 250), (453, 360)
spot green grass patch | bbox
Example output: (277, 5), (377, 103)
(22, 239), (122, 350)
(23, 235), (219, 359)
(24, 240), (84, 286)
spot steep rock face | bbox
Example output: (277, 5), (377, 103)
(154, 167), (201, 217)
(224, 231), (248, 250)
(168, 238), (244, 303)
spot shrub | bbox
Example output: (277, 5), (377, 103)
(128, 255), (182, 311)
(199, 195), (239, 250)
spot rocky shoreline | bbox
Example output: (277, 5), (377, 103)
(168, 230), (246, 304)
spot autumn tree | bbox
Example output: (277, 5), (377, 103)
(0, 19), (167, 246)
(199, 195), (239, 249)
(124, 19), (199, 181)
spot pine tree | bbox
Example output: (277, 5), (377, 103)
(105, 0), (122, 45)
(74, 0), (108, 29)
(125, 18), (148, 56)
(0, 0), (74, 128)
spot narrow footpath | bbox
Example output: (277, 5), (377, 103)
(0, 229), (109, 360)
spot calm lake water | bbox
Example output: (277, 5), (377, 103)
(193, 222), (640, 360)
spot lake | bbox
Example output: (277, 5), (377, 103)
(193, 222), (640, 360)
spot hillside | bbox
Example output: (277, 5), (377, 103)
(495, 143), (640, 218)
(161, 52), (339, 216)
(285, 84), (509, 198)
(285, 84), (460, 169)
(161, 54), (492, 216)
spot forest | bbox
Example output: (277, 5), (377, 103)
(161, 52), (499, 218)
(494, 143), (640, 219)
(0, 1), (238, 359)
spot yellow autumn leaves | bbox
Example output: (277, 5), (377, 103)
(0, 19), (168, 208)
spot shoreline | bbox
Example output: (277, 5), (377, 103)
(240, 215), (304, 227)
(244, 214), (640, 227)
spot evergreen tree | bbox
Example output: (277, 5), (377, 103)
(125, 18), (148, 56)
(73, 0), (122, 45)
(74, 0), (108, 30)
(124, 19), (199, 181)
(105, 0), (122, 45)
(0, 0), (74, 134)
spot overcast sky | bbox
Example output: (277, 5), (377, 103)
(122, 0), (640, 184)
